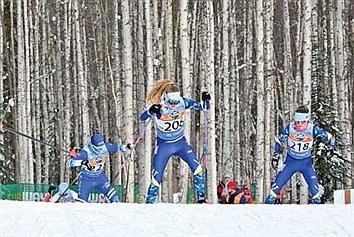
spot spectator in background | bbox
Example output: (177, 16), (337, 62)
(217, 175), (230, 204)
(241, 183), (253, 204)
(226, 180), (246, 204)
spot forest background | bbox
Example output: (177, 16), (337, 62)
(0, 0), (353, 204)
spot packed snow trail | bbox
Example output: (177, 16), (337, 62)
(1, 200), (353, 237)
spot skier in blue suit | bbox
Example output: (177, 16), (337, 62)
(140, 79), (211, 204)
(67, 133), (130, 202)
(265, 105), (336, 204)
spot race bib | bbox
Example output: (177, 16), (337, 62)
(157, 117), (184, 133)
(288, 139), (313, 154)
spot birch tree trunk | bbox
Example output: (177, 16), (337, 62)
(206, 0), (217, 204)
(255, 0), (265, 203)
(221, 0), (232, 178)
(141, 0), (154, 203)
(40, 1), (50, 184)
(24, 0), (34, 184)
(74, 0), (89, 140)
(300, 0), (312, 204)
(16, 0), (27, 183)
(0, 0), (4, 162)
(111, 0), (122, 186)
(63, 0), (72, 182)
(179, 0), (190, 203)
(121, 0), (135, 202)
(264, 0), (274, 196)
(32, 0), (42, 183)
(336, 0), (352, 187)
(55, 0), (65, 182)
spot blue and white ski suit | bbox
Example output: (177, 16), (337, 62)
(140, 97), (207, 203)
(270, 122), (334, 200)
(67, 139), (126, 202)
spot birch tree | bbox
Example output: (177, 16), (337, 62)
(140, 0), (154, 203)
(121, 0), (135, 202)
(179, 0), (190, 203)
(255, 0), (265, 203)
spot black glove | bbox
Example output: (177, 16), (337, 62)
(149, 104), (162, 115)
(202, 91), (211, 101)
(48, 184), (56, 195)
(126, 143), (132, 150)
(81, 160), (93, 171)
(271, 153), (280, 170)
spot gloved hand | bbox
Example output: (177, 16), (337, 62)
(81, 160), (93, 171)
(329, 136), (336, 150)
(271, 153), (280, 170)
(122, 143), (132, 152)
(148, 104), (162, 117)
(202, 91), (211, 101)
(69, 147), (79, 157)
(201, 91), (211, 110)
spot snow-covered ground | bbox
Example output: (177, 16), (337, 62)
(1, 200), (353, 237)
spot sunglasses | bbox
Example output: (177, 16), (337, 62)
(294, 121), (308, 125)
(167, 99), (180, 105)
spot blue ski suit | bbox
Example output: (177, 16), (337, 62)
(269, 122), (335, 201)
(67, 135), (127, 202)
(140, 97), (208, 203)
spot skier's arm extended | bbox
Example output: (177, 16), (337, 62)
(274, 124), (290, 154)
(313, 125), (336, 149)
(67, 150), (89, 168)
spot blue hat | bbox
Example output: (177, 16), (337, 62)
(91, 133), (104, 146)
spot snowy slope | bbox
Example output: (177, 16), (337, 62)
(1, 200), (353, 237)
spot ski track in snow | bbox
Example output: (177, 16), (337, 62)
(1, 200), (353, 237)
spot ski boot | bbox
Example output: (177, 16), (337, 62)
(311, 197), (322, 204)
(146, 184), (159, 204)
(265, 195), (276, 204)
(196, 192), (208, 204)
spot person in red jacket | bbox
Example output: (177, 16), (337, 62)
(226, 180), (246, 204)
(217, 175), (229, 204)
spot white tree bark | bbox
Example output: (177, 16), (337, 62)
(179, 0), (190, 203)
(300, 0), (312, 204)
(63, 0), (72, 182)
(0, 0), (4, 163)
(74, 0), (89, 140)
(336, 0), (352, 187)
(206, 0), (217, 204)
(255, 0), (265, 203)
(142, 0), (154, 203)
(264, 0), (274, 197)
(221, 0), (232, 179)
(16, 0), (27, 183)
(121, 0), (135, 202)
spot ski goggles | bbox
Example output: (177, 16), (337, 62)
(164, 92), (181, 105)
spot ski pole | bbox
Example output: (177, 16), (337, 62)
(111, 117), (152, 183)
(1, 125), (69, 153)
(202, 109), (209, 169)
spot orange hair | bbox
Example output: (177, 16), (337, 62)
(146, 79), (180, 105)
